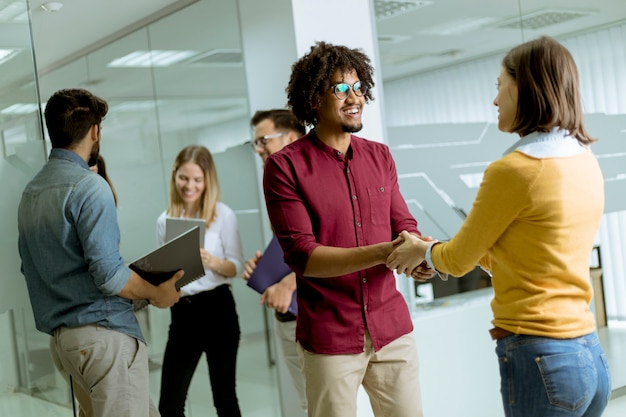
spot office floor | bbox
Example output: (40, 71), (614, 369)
(1, 325), (625, 417)
(147, 332), (282, 417)
(149, 324), (626, 417)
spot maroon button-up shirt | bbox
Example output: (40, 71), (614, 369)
(263, 131), (420, 354)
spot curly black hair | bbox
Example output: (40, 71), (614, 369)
(286, 41), (375, 127)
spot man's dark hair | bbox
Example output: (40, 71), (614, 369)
(286, 41), (375, 127)
(250, 109), (306, 136)
(44, 88), (108, 149)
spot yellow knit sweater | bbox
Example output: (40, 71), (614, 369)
(431, 149), (604, 338)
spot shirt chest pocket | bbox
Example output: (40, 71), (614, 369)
(367, 185), (391, 225)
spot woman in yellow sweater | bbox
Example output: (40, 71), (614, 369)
(387, 36), (611, 417)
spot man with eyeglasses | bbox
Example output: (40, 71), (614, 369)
(243, 109), (307, 413)
(262, 42), (433, 417)
(248, 110), (305, 162)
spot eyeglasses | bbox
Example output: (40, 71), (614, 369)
(250, 132), (287, 149)
(330, 81), (365, 100)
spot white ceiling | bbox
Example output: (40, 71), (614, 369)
(2, 0), (626, 129)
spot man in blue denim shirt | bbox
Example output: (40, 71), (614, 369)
(18, 88), (181, 417)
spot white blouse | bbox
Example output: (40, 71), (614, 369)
(156, 201), (244, 296)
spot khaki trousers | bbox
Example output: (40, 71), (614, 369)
(50, 336), (93, 417)
(298, 331), (423, 417)
(51, 325), (159, 417)
(275, 318), (307, 412)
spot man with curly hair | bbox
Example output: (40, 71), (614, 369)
(262, 42), (430, 417)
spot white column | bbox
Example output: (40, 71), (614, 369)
(237, 1), (383, 415)
(238, 0), (385, 142)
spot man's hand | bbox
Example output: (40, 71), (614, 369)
(242, 251), (262, 281)
(259, 272), (296, 313)
(149, 270), (183, 308)
(387, 231), (430, 276)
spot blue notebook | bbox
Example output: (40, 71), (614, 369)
(247, 236), (297, 315)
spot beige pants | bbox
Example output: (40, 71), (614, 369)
(51, 325), (159, 417)
(50, 336), (93, 417)
(298, 331), (423, 417)
(275, 318), (307, 412)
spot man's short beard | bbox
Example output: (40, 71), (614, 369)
(87, 152), (99, 167)
(88, 142), (100, 167)
(342, 123), (363, 133)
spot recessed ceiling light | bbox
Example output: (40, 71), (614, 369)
(419, 17), (496, 35)
(0, 1), (28, 22)
(374, 0), (433, 21)
(493, 9), (596, 30)
(377, 34), (411, 44)
(186, 49), (243, 66)
(1, 103), (40, 114)
(41, 2), (63, 13)
(109, 101), (164, 112)
(107, 50), (197, 68)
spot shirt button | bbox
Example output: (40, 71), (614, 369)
(357, 222), (361, 227)
(352, 195), (357, 200)
(347, 168), (350, 173)
(379, 187), (384, 192)
(364, 305), (368, 311)
(362, 278), (367, 283)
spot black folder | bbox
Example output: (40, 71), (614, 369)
(130, 226), (205, 291)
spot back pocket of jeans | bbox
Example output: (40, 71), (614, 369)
(535, 351), (590, 411)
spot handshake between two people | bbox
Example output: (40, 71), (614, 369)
(387, 231), (439, 283)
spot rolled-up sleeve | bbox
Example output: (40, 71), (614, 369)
(263, 155), (319, 276)
(75, 175), (130, 295)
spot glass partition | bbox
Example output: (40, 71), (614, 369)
(0, 0), (52, 411)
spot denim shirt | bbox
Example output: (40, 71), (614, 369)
(18, 148), (143, 342)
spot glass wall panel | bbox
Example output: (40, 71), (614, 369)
(0, 0), (57, 411)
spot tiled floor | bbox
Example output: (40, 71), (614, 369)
(2, 324), (625, 417)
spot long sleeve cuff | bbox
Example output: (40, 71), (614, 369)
(425, 241), (448, 281)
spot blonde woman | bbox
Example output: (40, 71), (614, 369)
(156, 145), (244, 417)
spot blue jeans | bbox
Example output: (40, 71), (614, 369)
(496, 332), (611, 417)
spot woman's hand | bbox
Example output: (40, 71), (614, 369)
(200, 248), (223, 272)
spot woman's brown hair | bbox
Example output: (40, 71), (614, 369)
(502, 36), (596, 144)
